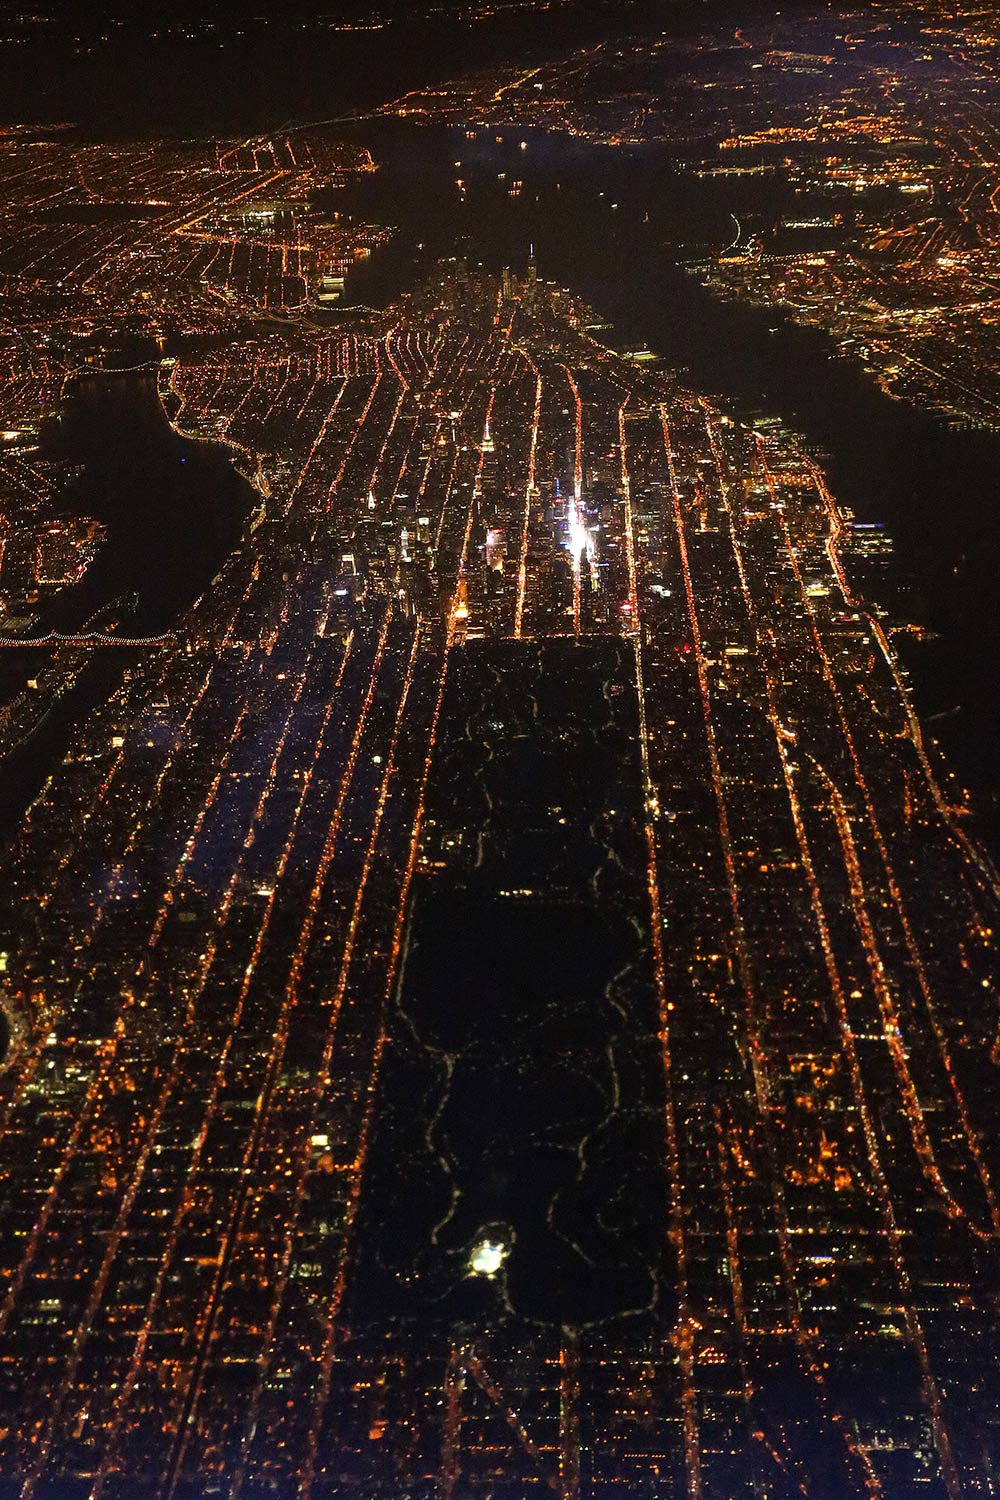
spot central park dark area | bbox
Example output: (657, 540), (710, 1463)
(350, 639), (672, 1333)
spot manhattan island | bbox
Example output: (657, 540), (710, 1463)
(0, 261), (998, 1498)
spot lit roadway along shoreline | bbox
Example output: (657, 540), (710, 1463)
(0, 267), (997, 1496)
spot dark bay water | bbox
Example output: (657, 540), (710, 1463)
(343, 121), (1000, 846)
(0, 2), (677, 139)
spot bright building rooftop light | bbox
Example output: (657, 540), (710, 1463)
(469, 1238), (508, 1277)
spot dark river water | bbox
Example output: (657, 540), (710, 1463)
(341, 121), (1000, 847)
(44, 370), (254, 633)
(0, 373), (254, 836)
